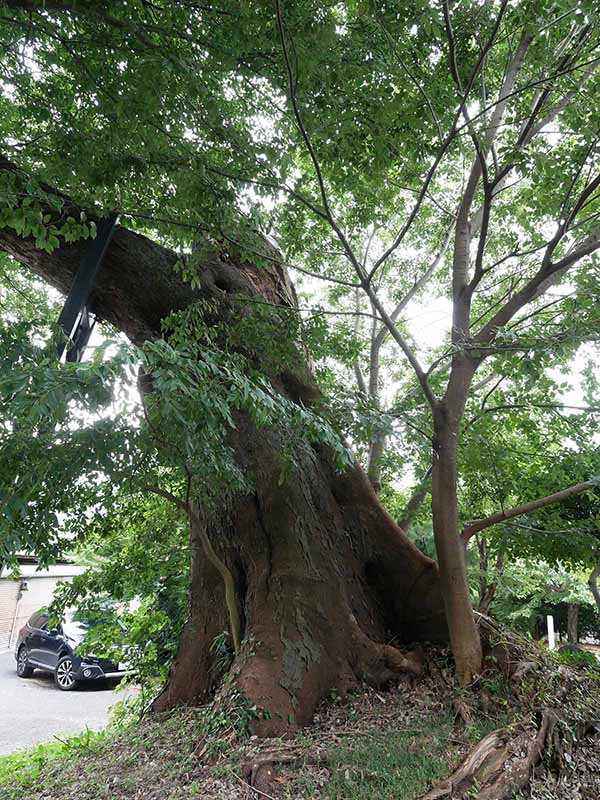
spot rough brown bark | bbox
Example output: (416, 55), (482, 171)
(153, 415), (445, 732)
(567, 603), (579, 644)
(1, 154), (447, 731)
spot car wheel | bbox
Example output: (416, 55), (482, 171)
(54, 656), (78, 691)
(16, 646), (34, 678)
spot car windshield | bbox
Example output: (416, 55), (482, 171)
(61, 620), (88, 642)
(61, 613), (93, 642)
(61, 607), (124, 642)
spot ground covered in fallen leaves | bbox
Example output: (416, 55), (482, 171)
(1, 643), (599, 800)
(522, 730), (600, 800)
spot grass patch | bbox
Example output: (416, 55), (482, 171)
(301, 718), (454, 799)
(2, 634), (596, 799)
(0, 728), (109, 800)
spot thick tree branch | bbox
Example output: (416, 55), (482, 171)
(462, 480), (598, 542)
(515, 24), (593, 155)
(142, 484), (189, 513)
(454, 52), (600, 140)
(471, 55), (600, 234)
(0, 154), (297, 344)
(445, 8), (521, 340)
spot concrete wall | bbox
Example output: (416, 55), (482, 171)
(0, 579), (21, 650)
(0, 563), (84, 651)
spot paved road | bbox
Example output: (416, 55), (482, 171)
(0, 650), (131, 755)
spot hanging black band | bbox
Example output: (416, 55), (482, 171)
(57, 212), (119, 362)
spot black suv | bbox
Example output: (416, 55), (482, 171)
(15, 609), (133, 691)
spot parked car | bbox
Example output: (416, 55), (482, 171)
(15, 608), (134, 691)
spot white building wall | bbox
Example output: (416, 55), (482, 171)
(0, 580), (20, 650)
(11, 577), (65, 647)
(0, 563), (85, 651)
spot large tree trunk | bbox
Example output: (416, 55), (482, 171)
(0, 155), (447, 732)
(155, 430), (445, 732)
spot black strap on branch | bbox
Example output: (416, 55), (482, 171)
(57, 212), (119, 363)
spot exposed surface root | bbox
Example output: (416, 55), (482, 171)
(452, 697), (474, 727)
(240, 751), (329, 798)
(528, 726), (600, 799)
(420, 709), (560, 800)
(348, 615), (425, 688)
(381, 643), (424, 676)
(421, 616), (600, 800)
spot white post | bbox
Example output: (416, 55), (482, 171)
(547, 615), (556, 651)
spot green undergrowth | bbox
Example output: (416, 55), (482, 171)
(0, 678), (431, 800)
(0, 709), (458, 800)
(0, 728), (109, 799)
(1, 642), (598, 800)
(0, 675), (514, 800)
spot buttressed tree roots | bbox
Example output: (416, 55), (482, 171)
(0, 155), (447, 734)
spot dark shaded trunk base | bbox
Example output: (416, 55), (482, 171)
(153, 428), (446, 734)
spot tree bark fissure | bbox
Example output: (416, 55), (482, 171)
(153, 423), (446, 731)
